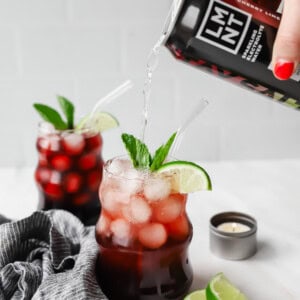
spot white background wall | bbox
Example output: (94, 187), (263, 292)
(0, 0), (300, 167)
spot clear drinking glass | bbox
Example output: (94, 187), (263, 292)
(34, 122), (104, 225)
(95, 156), (193, 300)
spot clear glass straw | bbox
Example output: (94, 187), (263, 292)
(90, 79), (133, 118)
(171, 99), (209, 156)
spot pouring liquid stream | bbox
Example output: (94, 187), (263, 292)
(140, 0), (182, 142)
(140, 38), (163, 142)
(140, 0), (208, 152)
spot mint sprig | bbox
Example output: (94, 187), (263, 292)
(150, 132), (176, 171)
(57, 95), (74, 129)
(33, 95), (75, 130)
(121, 132), (177, 171)
(33, 103), (68, 130)
(121, 133), (151, 169)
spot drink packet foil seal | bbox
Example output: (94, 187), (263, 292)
(165, 0), (300, 110)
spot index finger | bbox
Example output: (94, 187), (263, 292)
(272, 0), (300, 79)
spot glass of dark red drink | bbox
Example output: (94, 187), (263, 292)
(95, 131), (211, 299)
(35, 122), (103, 225)
(95, 156), (193, 300)
(33, 95), (119, 225)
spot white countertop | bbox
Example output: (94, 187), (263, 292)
(1, 160), (300, 299)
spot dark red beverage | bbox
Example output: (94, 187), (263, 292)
(35, 122), (104, 225)
(96, 238), (192, 300)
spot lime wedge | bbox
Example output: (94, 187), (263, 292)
(156, 161), (212, 193)
(184, 289), (207, 300)
(76, 111), (119, 132)
(206, 273), (248, 300)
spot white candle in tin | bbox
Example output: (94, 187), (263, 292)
(210, 212), (257, 260)
(217, 222), (251, 233)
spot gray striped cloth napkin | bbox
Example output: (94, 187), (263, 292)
(0, 210), (108, 300)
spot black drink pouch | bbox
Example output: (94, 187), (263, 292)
(165, 0), (300, 110)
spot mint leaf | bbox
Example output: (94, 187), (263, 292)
(121, 133), (152, 169)
(136, 142), (152, 169)
(57, 95), (74, 129)
(33, 103), (67, 130)
(150, 132), (177, 171)
(121, 134), (137, 166)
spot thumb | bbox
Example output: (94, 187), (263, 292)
(272, 0), (300, 80)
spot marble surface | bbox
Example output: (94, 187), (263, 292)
(1, 160), (300, 299)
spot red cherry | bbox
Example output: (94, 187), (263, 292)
(44, 182), (63, 200)
(51, 155), (72, 171)
(64, 172), (82, 193)
(87, 170), (102, 191)
(78, 153), (97, 170)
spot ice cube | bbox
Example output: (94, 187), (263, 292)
(124, 168), (141, 179)
(62, 133), (85, 155)
(108, 158), (131, 176)
(115, 190), (132, 204)
(38, 153), (48, 166)
(118, 169), (143, 196)
(101, 189), (122, 217)
(166, 215), (190, 241)
(51, 154), (72, 171)
(138, 223), (167, 249)
(64, 172), (82, 193)
(100, 174), (115, 189)
(35, 168), (51, 184)
(121, 205), (132, 223)
(44, 182), (63, 199)
(78, 153), (97, 170)
(96, 213), (111, 237)
(124, 196), (152, 224)
(110, 218), (132, 247)
(101, 177), (124, 198)
(49, 170), (61, 184)
(153, 195), (183, 223)
(38, 134), (60, 152)
(144, 177), (171, 202)
(120, 180), (142, 198)
(39, 122), (55, 134)
(101, 181), (132, 204)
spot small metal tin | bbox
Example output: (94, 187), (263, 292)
(209, 212), (257, 260)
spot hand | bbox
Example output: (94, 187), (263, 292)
(272, 0), (300, 80)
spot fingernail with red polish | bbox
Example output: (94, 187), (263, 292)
(274, 60), (294, 80)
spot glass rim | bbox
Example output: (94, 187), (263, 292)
(37, 121), (99, 135)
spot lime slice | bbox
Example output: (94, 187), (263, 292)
(184, 289), (207, 300)
(76, 111), (119, 132)
(156, 161), (212, 193)
(206, 273), (248, 300)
